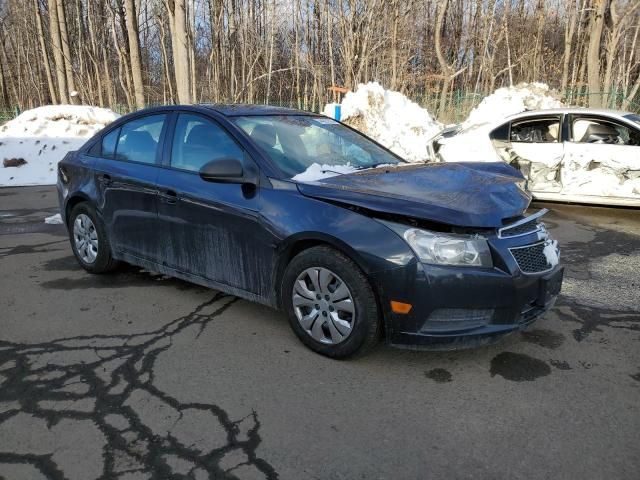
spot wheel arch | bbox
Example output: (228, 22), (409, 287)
(64, 193), (94, 226)
(273, 232), (388, 346)
(272, 232), (380, 308)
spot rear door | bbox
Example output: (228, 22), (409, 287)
(155, 112), (272, 296)
(90, 113), (168, 261)
(562, 114), (640, 196)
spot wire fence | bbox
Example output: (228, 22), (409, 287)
(1, 89), (638, 125)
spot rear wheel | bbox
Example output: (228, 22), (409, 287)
(68, 202), (119, 273)
(282, 246), (381, 358)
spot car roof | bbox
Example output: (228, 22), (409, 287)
(506, 108), (635, 120)
(198, 103), (319, 117)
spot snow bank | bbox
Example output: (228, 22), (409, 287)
(463, 83), (563, 129)
(324, 82), (442, 162)
(292, 163), (358, 182)
(0, 105), (119, 186)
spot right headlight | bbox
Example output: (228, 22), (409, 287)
(382, 221), (493, 268)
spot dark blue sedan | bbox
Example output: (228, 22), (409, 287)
(57, 104), (563, 358)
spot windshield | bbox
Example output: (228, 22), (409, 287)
(623, 114), (640, 126)
(232, 115), (403, 179)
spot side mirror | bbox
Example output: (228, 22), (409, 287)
(199, 157), (244, 183)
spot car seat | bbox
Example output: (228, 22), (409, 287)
(579, 123), (619, 144)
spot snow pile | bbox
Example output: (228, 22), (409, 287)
(0, 105), (119, 186)
(323, 82), (442, 162)
(436, 83), (564, 163)
(44, 213), (63, 225)
(292, 163), (358, 182)
(463, 83), (563, 129)
(543, 239), (560, 267)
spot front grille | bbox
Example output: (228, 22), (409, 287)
(420, 308), (494, 333)
(510, 241), (553, 273)
(500, 218), (540, 237)
(498, 208), (548, 238)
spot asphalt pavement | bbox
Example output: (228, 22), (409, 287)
(0, 185), (638, 480)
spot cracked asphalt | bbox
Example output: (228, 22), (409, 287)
(0, 185), (639, 480)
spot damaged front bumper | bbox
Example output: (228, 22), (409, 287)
(370, 213), (563, 350)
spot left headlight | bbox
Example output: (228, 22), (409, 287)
(381, 221), (493, 268)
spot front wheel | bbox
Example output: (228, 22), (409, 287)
(68, 202), (119, 273)
(281, 246), (381, 358)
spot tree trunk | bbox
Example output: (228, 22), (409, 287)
(56, 0), (77, 103)
(587, 0), (609, 107)
(561, 0), (579, 91)
(391, 0), (400, 90)
(435, 0), (452, 114)
(166, 0), (192, 104)
(124, 0), (145, 108)
(34, 0), (57, 104)
(49, 0), (69, 104)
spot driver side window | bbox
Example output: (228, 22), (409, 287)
(510, 117), (561, 143)
(170, 114), (244, 172)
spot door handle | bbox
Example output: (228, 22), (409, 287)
(160, 189), (178, 205)
(98, 174), (112, 186)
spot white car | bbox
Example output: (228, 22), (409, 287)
(429, 109), (640, 206)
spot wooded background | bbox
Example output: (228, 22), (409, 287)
(0, 0), (639, 119)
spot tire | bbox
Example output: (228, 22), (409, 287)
(281, 246), (381, 358)
(68, 202), (119, 274)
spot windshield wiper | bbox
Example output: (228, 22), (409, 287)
(321, 168), (349, 175)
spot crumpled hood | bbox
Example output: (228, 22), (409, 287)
(296, 162), (531, 228)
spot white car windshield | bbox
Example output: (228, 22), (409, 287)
(232, 115), (403, 179)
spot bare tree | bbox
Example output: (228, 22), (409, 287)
(0, 0), (638, 116)
(48, 0), (68, 104)
(587, 0), (609, 107)
(124, 0), (145, 108)
(34, 0), (57, 104)
(55, 0), (77, 103)
(165, 0), (191, 104)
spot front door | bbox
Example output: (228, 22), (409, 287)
(155, 112), (272, 296)
(506, 115), (564, 193)
(92, 113), (168, 260)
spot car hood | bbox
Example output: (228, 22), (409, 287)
(296, 162), (531, 228)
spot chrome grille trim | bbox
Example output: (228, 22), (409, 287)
(498, 208), (549, 239)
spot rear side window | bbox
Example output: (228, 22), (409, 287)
(510, 117), (561, 143)
(101, 128), (119, 158)
(170, 114), (243, 172)
(115, 114), (167, 164)
(571, 116), (640, 146)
